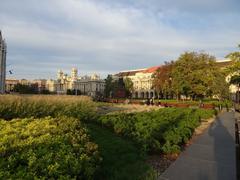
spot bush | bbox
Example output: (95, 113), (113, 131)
(0, 95), (97, 121)
(98, 108), (215, 154)
(0, 116), (101, 179)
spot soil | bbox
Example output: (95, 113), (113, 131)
(147, 154), (178, 177)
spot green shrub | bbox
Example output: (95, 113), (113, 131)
(98, 108), (215, 154)
(0, 117), (101, 179)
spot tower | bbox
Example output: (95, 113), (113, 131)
(57, 70), (64, 80)
(71, 68), (78, 81)
(0, 31), (7, 94)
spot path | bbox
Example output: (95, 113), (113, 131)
(160, 111), (236, 180)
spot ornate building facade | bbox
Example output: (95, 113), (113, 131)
(0, 31), (7, 94)
(114, 66), (160, 99)
(114, 61), (232, 99)
(46, 68), (105, 97)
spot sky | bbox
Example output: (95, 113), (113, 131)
(0, 0), (240, 80)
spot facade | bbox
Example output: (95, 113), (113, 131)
(5, 79), (19, 92)
(114, 66), (160, 99)
(46, 68), (105, 97)
(32, 79), (47, 92)
(114, 60), (233, 99)
(0, 31), (7, 94)
(5, 79), (47, 93)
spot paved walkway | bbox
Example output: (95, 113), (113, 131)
(160, 111), (236, 180)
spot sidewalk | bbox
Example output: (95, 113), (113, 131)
(160, 111), (236, 180)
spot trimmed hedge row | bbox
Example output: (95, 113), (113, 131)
(0, 116), (101, 179)
(98, 108), (215, 154)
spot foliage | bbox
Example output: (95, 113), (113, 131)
(226, 44), (240, 64)
(210, 69), (230, 100)
(67, 89), (82, 95)
(40, 89), (51, 94)
(230, 75), (240, 86)
(13, 83), (38, 94)
(123, 77), (134, 97)
(226, 44), (240, 72)
(87, 123), (156, 180)
(104, 75), (116, 98)
(0, 117), (101, 179)
(0, 95), (97, 121)
(98, 108), (215, 154)
(172, 52), (224, 99)
(152, 61), (174, 99)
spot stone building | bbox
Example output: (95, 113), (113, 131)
(114, 60), (233, 99)
(5, 79), (19, 92)
(31, 79), (47, 92)
(46, 68), (105, 97)
(0, 31), (7, 94)
(114, 66), (160, 99)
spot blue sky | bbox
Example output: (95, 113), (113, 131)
(0, 0), (240, 79)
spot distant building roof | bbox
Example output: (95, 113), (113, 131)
(141, 66), (161, 73)
(216, 59), (233, 68)
(115, 69), (144, 77)
(115, 66), (161, 77)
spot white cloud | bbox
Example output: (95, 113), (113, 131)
(0, 0), (239, 79)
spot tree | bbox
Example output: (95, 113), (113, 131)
(13, 84), (38, 94)
(152, 61), (174, 99)
(123, 77), (133, 97)
(172, 52), (218, 100)
(104, 75), (119, 98)
(104, 75), (114, 98)
(226, 44), (240, 73)
(229, 75), (240, 102)
(67, 89), (81, 95)
(226, 44), (240, 61)
(209, 69), (229, 100)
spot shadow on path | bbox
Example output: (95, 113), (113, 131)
(208, 114), (236, 180)
(160, 112), (236, 180)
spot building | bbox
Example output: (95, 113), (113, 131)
(114, 60), (234, 99)
(31, 79), (47, 92)
(114, 66), (160, 99)
(46, 68), (105, 97)
(5, 79), (19, 92)
(0, 31), (7, 94)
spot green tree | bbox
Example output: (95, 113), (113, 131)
(172, 52), (218, 100)
(226, 44), (240, 73)
(226, 44), (240, 61)
(13, 84), (38, 94)
(104, 75), (113, 97)
(123, 77), (133, 97)
(229, 75), (240, 102)
(209, 69), (229, 100)
(104, 75), (120, 98)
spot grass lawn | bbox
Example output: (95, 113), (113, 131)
(87, 123), (156, 180)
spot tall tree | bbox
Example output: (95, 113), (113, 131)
(152, 61), (174, 99)
(104, 75), (114, 98)
(123, 77), (133, 97)
(229, 75), (240, 102)
(172, 52), (218, 100)
(226, 44), (240, 73)
(209, 69), (229, 100)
